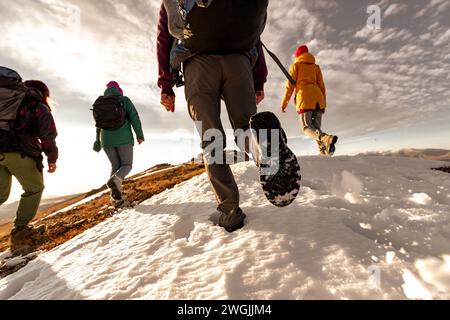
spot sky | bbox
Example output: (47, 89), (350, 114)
(1, 0), (450, 200)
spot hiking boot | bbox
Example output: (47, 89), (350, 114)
(11, 225), (46, 239)
(320, 134), (339, 156)
(110, 197), (131, 209)
(107, 175), (123, 201)
(10, 225), (47, 256)
(219, 208), (247, 233)
(316, 140), (327, 156)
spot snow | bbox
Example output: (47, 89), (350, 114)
(1, 156), (449, 300)
(410, 193), (433, 205)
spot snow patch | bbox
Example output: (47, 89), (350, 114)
(332, 170), (364, 204)
(402, 270), (433, 300)
(410, 193), (433, 205)
(386, 252), (396, 265)
(360, 223), (373, 230)
(402, 255), (450, 299)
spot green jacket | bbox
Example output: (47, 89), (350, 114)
(95, 87), (145, 149)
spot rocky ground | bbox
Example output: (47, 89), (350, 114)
(0, 162), (205, 278)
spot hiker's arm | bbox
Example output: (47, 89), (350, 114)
(253, 42), (268, 92)
(35, 105), (59, 165)
(281, 64), (297, 111)
(157, 3), (176, 98)
(93, 127), (102, 152)
(126, 98), (145, 143)
(317, 66), (326, 102)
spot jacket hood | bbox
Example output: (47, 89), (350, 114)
(296, 52), (316, 64)
(104, 87), (123, 96)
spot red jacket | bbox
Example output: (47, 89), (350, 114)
(157, 3), (268, 96)
(14, 88), (58, 170)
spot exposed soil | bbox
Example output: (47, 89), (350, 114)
(0, 162), (205, 278)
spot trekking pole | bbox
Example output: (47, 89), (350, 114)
(261, 42), (297, 86)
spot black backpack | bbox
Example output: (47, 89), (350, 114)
(92, 95), (126, 130)
(166, 0), (268, 54)
(0, 67), (27, 152)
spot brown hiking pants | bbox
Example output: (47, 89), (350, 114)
(184, 54), (257, 215)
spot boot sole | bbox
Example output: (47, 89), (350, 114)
(250, 112), (302, 208)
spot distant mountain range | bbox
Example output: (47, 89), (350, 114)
(359, 149), (450, 162)
(0, 195), (79, 221)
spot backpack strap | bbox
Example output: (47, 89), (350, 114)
(261, 42), (297, 86)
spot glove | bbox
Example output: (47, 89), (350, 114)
(93, 141), (102, 153)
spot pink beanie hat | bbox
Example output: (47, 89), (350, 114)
(106, 81), (123, 95)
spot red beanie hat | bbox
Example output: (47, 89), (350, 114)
(295, 45), (309, 58)
(24, 80), (50, 101)
(107, 81), (123, 95)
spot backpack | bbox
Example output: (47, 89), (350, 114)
(0, 67), (27, 152)
(92, 95), (126, 130)
(164, 0), (268, 54)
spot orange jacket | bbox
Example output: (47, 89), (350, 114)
(281, 53), (326, 113)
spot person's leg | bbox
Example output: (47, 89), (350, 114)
(312, 109), (323, 132)
(300, 111), (323, 141)
(115, 144), (134, 180)
(104, 147), (121, 177)
(2, 153), (44, 228)
(0, 156), (12, 207)
(312, 108), (338, 155)
(184, 55), (241, 222)
(221, 53), (258, 158)
(311, 110), (327, 155)
(104, 147), (123, 201)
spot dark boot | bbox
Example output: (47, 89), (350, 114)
(107, 175), (123, 201)
(110, 197), (131, 209)
(10, 225), (47, 255)
(219, 208), (247, 233)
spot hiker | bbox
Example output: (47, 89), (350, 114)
(93, 81), (145, 207)
(281, 45), (338, 156)
(0, 67), (58, 248)
(157, 2), (268, 113)
(157, 0), (269, 232)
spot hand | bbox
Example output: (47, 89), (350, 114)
(256, 91), (265, 105)
(161, 94), (175, 113)
(48, 163), (57, 173)
(93, 141), (102, 153)
(137, 139), (145, 145)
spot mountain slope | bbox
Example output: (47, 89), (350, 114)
(360, 149), (450, 162)
(0, 156), (449, 300)
(0, 163), (205, 277)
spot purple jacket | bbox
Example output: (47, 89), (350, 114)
(157, 3), (268, 96)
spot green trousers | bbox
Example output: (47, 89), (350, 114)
(0, 152), (44, 228)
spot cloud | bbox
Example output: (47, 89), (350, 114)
(434, 29), (450, 46)
(417, 0), (450, 17)
(1, 0), (449, 144)
(384, 3), (408, 17)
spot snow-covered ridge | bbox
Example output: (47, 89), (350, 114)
(0, 156), (449, 300)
